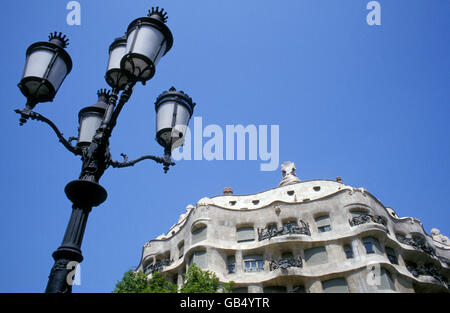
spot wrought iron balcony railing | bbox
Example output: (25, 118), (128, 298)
(349, 213), (387, 229)
(143, 258), (173, 275)
(406, 262), (449, 289)
(437, 256), (450, 267)
(257, 221), (310, 241)
(269, 257), (303, 271)
(396, 234), (436, 257)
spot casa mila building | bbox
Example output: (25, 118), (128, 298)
(136, 162), (450, 293)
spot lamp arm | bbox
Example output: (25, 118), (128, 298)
(105, 81), (136, 137)
(109, 152), (175, 173)
(14, 109), (81, 156)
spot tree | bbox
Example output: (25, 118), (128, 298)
(113, 265), (234, 293)
(180, 264), (234, 293)
(113, 270), (177, 293)
(147, 271), (178, 293)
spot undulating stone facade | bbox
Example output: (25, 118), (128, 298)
(136, 162), (450, 293)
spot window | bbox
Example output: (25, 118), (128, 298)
(343, 244), (354, 259)
(232, 287), (248, 293)
(350, 209), (369, 217)
(178, 242), (184, 259)
(315, 215), (332, 233)
(378, 268), (395, 291)
(243, 255), (264, 272)
(385, 247), (398, 265)
(282, 220), (298, 234)
(236, 226), (255, 243)
(292, 285), (306, 293)
(283, 220), (297, 228)
(304, 246), (328, 266)
(191, 224), (207, 245)
(362, 237), (382, 255)
(263, 286), (287, 293)
(322, 278), (349, 293)
(189, 250), (207, 269)
(227, 255), (236, 274)
(412, 234), (426, 246)
(143, 260), (153, 274)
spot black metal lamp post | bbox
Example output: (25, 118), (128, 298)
(14, 7), (196, 293)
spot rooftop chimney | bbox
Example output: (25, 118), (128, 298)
(223, 187), (233, 195)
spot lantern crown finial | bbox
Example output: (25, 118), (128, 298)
(48, 32), (69, 48)
(97, 89), (110, 98)
(148, 7), (168, 23)
(95, 89), (110, 106)
(155, 86), (196, 114)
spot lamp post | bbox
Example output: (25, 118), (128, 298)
(14, 7), (196, 293)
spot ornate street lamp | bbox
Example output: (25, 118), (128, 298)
(14, 7), (196, 293)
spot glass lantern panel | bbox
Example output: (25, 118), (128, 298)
(171, 105), (191, 149)
(124, 26), (167, 80)
(23, 49), (54, 79)
(126, 26), (166, 64)
(46, 55), (68, 92)
(107, 44), (127, 71)
(156, 101), (176, 134)
(23, 50), (68, 93)
(78, 113), (103, 144)
(156, 101), (192, 149)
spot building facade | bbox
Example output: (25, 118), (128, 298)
(136, 162), (450, 293)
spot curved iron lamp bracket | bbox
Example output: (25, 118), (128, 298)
(14, 109), (81, 156)
(109, 153), (175, 173)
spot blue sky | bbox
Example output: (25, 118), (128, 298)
(1, 0), (449, 292)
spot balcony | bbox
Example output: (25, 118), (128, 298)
(396, 234), (436, 257)
(269, 256), (303, 271)
(257, 221), (310, 241)
(406, 262), (449, 289)
(349, 213), (389, 233)
(143, 258), (173, 275)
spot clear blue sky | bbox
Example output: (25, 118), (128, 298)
(1, 0), (449, 292)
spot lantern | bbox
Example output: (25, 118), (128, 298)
(18, 32), (72, 104)
(155, 87), (195, 152)
(77, 90), (109, 147)
(121, 7), (173, 83)
(105, 35), (130, 90)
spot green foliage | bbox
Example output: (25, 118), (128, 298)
(113, 269), (177, 293)
(221, 280), (235, 293)
(180, 264), (234, 293)
(113, 265), (234, 293)
(147, 271), (178, 293)
(180, 264), (219, 293)
(113, 270), (151, 293)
